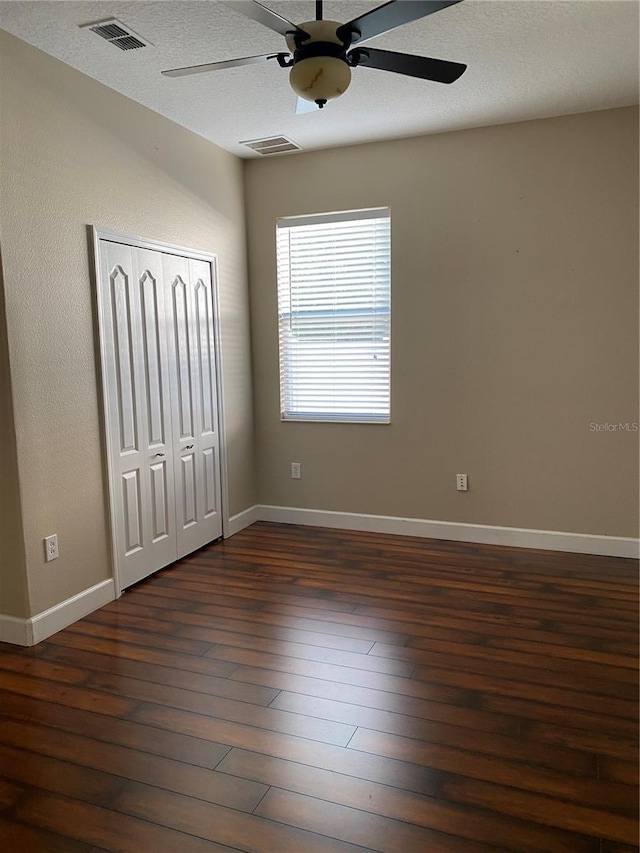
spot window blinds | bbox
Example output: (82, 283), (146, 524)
(276, 208), (391, 422)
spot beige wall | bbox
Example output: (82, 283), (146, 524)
(0, 31), (256, 617)
(245, 107), (639, 538)
(0, 256), (29, 618)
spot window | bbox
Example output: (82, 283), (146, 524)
(276, 208), (391, 423)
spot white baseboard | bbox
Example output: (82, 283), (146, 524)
(0, 614), (30, 646)
(0, 578), (116, 647)
(226, 504), (260, 538)
(257, 505), (639, 559)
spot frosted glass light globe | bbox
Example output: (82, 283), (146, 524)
(289, 56), (351, 105)
(286, 20), (352, 107)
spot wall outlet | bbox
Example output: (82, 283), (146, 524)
(44, 534), (58, 562)
(456, 474), (468, 492)
(291, 462), (301, 479)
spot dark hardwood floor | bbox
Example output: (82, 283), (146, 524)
(0, 521), (638, 852)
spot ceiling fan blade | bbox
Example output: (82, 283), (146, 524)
(354, 48), (466, 83)
(338, 0), (463, 45)
(162, 53), (286, 78)
(295, 97), (321, 114)
(223, 1), (309, 39)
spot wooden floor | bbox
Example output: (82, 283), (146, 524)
(0, 522), (638, 853)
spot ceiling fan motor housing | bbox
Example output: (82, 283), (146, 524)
(286, 20), (351, 106)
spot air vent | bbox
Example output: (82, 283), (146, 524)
(92, 23), (128, 39)
(80, 18), (151, 51)
(241, 136), (301, 156)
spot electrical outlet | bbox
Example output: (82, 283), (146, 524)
(44, 534), (58, 562)
(291, 462), (301, 479)
(456, 474), (468, 492)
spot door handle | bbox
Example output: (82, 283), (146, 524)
(153, 452), (165, 457)
(183, 444), (194, 451)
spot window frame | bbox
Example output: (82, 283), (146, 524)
(276, 207), (391, 425)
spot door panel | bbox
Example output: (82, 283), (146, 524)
(195, 278), (215, 434)
(203, 447), (218, 518)
(171, 275), (195, 441)
(110, 265), (138, 453)
(191, 259), (222, 533)
(180, 452), (198, 528)
(149, 460), (170, 542)
(140, 271), (166, 448)
(164, 254), (222, 557)
(99, 242), (177, 589)
(122, 470), (143, 554)
(164, 254), (199, 556)
(130, 247), (178, 581)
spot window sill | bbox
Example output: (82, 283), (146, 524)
(281, 416), (391, 424)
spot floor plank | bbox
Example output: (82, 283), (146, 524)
(12, 792), (239, 853)
(114, 780), (380, 853)
(0, 716), (264, 811)
(0, 815), (95, 853)
(255, 786), (512, 853)
(87, 669), (357, 745)
(270, 690), (598, 774)
(230, 663), (521, 734)
(0, 691), (230, 768)
(348, 728), (637, 812)
(441, 775), (638, 843)
(0, 742), (125, 805)
(39, 644), (278, 705)
(219, 748), (598, 853)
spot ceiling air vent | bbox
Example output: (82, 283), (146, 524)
(80, 19), (151, 51)
(241, 136), (301, 156)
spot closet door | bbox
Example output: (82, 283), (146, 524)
(98, 242), (176, 588)
(164, 254), (223, 557)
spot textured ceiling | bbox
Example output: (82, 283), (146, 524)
(0, 0), (638, 157)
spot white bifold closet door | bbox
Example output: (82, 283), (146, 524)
(98, 240), (222, 590)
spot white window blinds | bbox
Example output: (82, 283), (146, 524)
(277, 208), (391, 423)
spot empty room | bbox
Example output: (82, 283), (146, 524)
(0, 1), (638, 851)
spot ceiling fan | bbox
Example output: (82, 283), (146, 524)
(162, 0), (467, 113)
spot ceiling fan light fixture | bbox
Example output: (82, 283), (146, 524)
(289, 55), (351, 106)
(162, 3), (469, 112)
